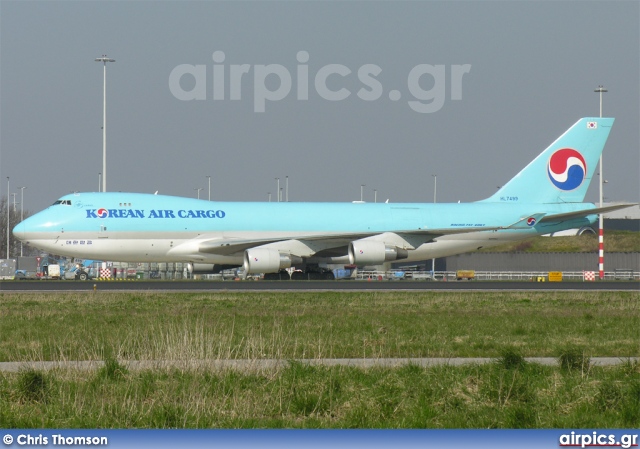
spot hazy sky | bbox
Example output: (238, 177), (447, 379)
(1, 0), (638, 213)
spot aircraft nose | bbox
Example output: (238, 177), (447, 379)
(13, 221), (27, 242)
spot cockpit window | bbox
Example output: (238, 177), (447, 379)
(52, 200), (72, 206)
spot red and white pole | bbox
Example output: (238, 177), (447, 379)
(595, 85), (607, 280)
(599, 226), (604, 279)
(599, 152), (604, 280)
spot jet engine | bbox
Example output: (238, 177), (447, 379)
(348, 240), (408, 265)
(243, 248), (299, 274)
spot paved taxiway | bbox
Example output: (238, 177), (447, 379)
(1, 280), (638, 292)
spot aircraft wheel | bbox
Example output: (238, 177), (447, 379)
(264, 271), (291, 281)
(291, 272), (306, 281)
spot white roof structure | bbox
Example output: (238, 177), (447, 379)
(604, 203), (640, 220)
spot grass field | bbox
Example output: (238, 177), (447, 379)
(1, 291), (637, 361)
(0, 291), (638, 428)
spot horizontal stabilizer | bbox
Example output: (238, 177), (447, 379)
(540, 203), (637, 223)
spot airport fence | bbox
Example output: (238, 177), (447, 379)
(109, 267), (639, 282)
(50, 261), (640, 282)
(353, 270), (640, 282)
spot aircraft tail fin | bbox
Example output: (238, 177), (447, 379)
(482, 118), (614, 204)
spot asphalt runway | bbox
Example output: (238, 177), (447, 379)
(1, 279), (638, 292)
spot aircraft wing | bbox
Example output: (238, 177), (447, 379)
(539, 203), (637, 223)
(199, 237), (291, 255)
(198, 226), (500, 257)
(197, 203), (636, 258)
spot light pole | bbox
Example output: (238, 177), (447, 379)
(95, 55), (115, 193)
(360, 184), (365, 202)
(206, 176), (211, 201)
(374, 189), (377, 203)
(594, 85), (607, 280)
(431, 174), (437, 276)
(6, 177), (9, 259)
(276, 178), (280, 202)
(194, 187), (203, 200)
(98, 173), (101, 192)
(285, 176), (289, 202)
(19, 186), (26, 256)
(432, 174), (437, 203)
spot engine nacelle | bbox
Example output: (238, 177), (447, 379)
(244, 248), (295, 274)
(348, 240), (408, 265)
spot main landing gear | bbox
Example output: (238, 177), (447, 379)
(263, 266), (335, 281)
(263, 271), (291, 281)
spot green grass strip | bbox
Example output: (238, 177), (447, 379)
(1, 291), (638, 361)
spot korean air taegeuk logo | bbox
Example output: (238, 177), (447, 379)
(547, 148), (587, 191)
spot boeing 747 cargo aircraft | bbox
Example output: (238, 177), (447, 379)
(13, 117), (635, 279)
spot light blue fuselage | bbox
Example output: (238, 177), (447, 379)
(11, 117), (618, 272)
(14, 192), (595, 265)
